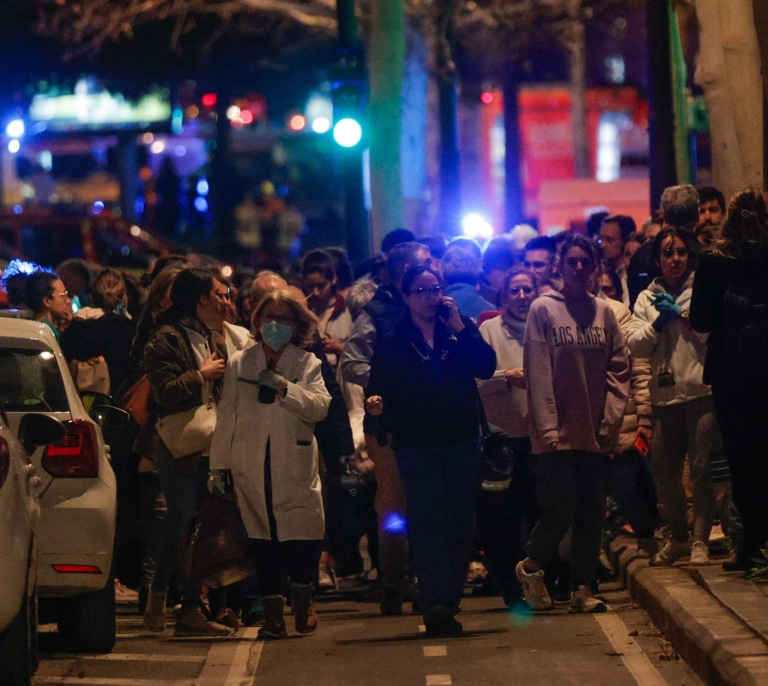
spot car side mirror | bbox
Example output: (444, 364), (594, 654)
(81, 391), (131, 435)
(18, 413), (66, 455)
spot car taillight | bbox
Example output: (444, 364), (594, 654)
(42, 420), (99, 478)
(0, 436), (9, 489)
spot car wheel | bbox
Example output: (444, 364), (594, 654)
(0, 587), (36, 686)
(57, 576), (116, 653)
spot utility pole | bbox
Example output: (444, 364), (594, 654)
(335, 0), (369, 264)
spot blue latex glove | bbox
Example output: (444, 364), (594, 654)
(653, 292), (682, 316)
(653, 309), (677, 331)
(258, 368), (288, 390)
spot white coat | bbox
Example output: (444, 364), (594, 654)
(210, 342), (331, 541)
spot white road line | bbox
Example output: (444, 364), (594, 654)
(423, 646), (448, 657)
(425, 676), (452, 686)
(87, 653), (204, 663)
(594, 613), (670, 686)
(35, 679), (195, 685)
(195, 627), (263, 686)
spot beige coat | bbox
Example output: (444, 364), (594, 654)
(210, 343), (331, 541)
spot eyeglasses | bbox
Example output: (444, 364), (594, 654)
(51, 290), (70, 299)
(508, 286), (535, 296)
(524, 260), (549, 270)
(213, 289), (231, 300)
(661, 247), (688, 259)
(413, 286), (445, 300)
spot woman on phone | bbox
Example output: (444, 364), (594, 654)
(365, 265), (496, 635)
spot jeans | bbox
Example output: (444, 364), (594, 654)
(151, 454), (209, 611)
(652, 396), (716, 543)
(527, 450), (610, 589)
(395, 441), (483, 613)
(611, 448), (658, 539)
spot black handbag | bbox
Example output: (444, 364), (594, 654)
(179, 490), (255, 588)
(477, 392), (516, 492)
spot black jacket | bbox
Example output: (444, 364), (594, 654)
(367, 315), (496, 448)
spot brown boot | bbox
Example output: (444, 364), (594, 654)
(143, 591), (167, 632)
(291, 583), (318, 634)
(258, 595), (287, 640)
(174, 607), (233, 637)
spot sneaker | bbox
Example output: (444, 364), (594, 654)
(515, 559), (553, 611)
(569, 586), (607, 614)
(650, 538), (690, 567)
(318, 563), (337, 592)
(689, 540), (710, 565)
(115, 579), (140, 603)
(174, 607), (234, 637)
(636, 537), (659, 559)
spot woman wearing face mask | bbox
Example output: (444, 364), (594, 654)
(210, 290), (331, 640)
(476, 266), (540, 606)
(627, 228), (717, 567)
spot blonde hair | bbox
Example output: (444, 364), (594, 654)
(251, 289), (318, 348)
(91, 268), (126, 313)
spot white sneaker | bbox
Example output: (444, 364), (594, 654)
(569, 586), (607, 614)
(318, 564), (337, 591)
(515, 560), (553, 611)
(690, 540), (710, 565)
(650, 538), (690, 567)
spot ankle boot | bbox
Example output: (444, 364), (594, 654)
(290, 583), (318, 633)
(258, 595), (287, 640)
(144, 591), (167, 632)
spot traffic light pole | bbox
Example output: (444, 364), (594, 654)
(335, 0), (370, 265)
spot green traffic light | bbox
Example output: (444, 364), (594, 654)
(333, 118), (363, 147)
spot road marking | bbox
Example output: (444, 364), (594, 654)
(195, 627), (263, 686)
(87, 653), (204, 663)
(423, 646), (448, 657)
(594, 613), (670, 686)
(35, 679), (195, 685)
(425, 676), (452, 686)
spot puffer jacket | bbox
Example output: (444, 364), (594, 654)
(626, 273), (710, 407)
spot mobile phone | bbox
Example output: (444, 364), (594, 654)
(438, 302), (451, 319)
(634, 434), (649, 456)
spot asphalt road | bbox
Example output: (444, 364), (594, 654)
(33, 582), (703, 686)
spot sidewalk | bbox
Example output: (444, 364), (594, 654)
(608, 534), (768, 686)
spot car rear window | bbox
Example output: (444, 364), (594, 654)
(0, 347), (69, 412)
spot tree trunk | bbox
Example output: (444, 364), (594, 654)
(566, 1), (589, 178)
(694, 0), (763, 199)
(369, 0), (404, 255)
(503, 61), (524, 228)
(670, 3), (692, 184)
(648, 0), (678, 211)
(751, 0), (768, 185)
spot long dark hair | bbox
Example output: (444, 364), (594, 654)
(168, 267), (221, 320)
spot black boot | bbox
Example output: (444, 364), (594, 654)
(258, 595), (287, 640)
(290, 584), (318, 633)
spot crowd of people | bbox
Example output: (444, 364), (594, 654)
(2, 182), (766, 638)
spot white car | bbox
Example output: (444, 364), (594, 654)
(0, 400), (64, 684)
(0, 318), (124, 654)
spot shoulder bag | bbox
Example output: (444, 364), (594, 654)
(155, 383), (217, 458)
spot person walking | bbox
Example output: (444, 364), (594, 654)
(477, 266), (540, 606)
(690, 188), (768, 571)
(210, 289), (330, 640)
(366, 265), (496, 635)
(142, 267), (233, 637)
(627, 228), (717, 566)
(517, 234), (630, 613)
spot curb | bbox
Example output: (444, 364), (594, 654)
(613, 537), (768, 686)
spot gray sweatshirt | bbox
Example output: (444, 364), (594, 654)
(523, 291), (630, 455)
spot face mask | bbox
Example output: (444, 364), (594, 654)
(261, 320), (294, 350)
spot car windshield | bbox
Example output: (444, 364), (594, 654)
(0, 347), (69, 412)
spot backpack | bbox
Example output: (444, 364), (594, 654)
(722, 279), (768, 380)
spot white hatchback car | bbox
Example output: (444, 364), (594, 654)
(0, 407), (64, 685)
(0, 318), (123, 654)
